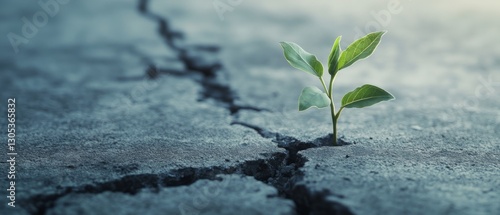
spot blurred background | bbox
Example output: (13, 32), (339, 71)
(2, 0), (499, 108)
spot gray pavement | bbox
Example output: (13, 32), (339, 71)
(0, 0), (499, 214)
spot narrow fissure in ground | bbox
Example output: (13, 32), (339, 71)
(20, 1), (354, 214)
(25, 143), (351, 215)
(136, 0), (353, 213)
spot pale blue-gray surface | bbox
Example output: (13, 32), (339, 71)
(0, 1), (499, 214)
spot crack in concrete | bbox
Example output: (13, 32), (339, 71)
(136, 2), (352, 212)
(138, 0), (267, 116)
(22, 1), (354, 214)
(24, 153), (293, 215)
(231, 121), (351, 154)
(230, 122), (354, 215)
(230, 121), (328, 165)
(139, 0), (354, 214)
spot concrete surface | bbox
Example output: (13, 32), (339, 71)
(46, 175), (295, 215)
(0, 0), (499, 214)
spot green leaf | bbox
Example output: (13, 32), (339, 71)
(327, 36), (342, 76)
(298, 86), (331, 111)
(341, 84), (395, 108)
(337, 31), (385, 70)
(280, 42), (324, 77)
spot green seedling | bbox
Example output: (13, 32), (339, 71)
(280, 31), (395, 146)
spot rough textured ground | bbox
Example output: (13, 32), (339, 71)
(0, 0), (499, 215)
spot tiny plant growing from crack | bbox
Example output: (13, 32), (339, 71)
(280, 31), (395, 146)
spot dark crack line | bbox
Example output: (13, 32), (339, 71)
(23, 153), (292, 215)
(24, 1), (354, 215)
(231, 121), (351, 151)
(138, 0), (267, 116)
(137, 0), (353, 214)
(230, 121), (355, 215)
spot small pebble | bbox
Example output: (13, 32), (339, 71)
(411, 125), (423, 130)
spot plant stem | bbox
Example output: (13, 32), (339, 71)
(333, 107), (345, 145)
(335, 107), (344, 122)
(320, 76), (337, 146)
(319, 77), (329, 95)
(328, 76), (335, 102)
(330, 103), (337, 146)
(328, 76), (337, 146)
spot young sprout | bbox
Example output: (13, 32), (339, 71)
(280, 31), (395, 146)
